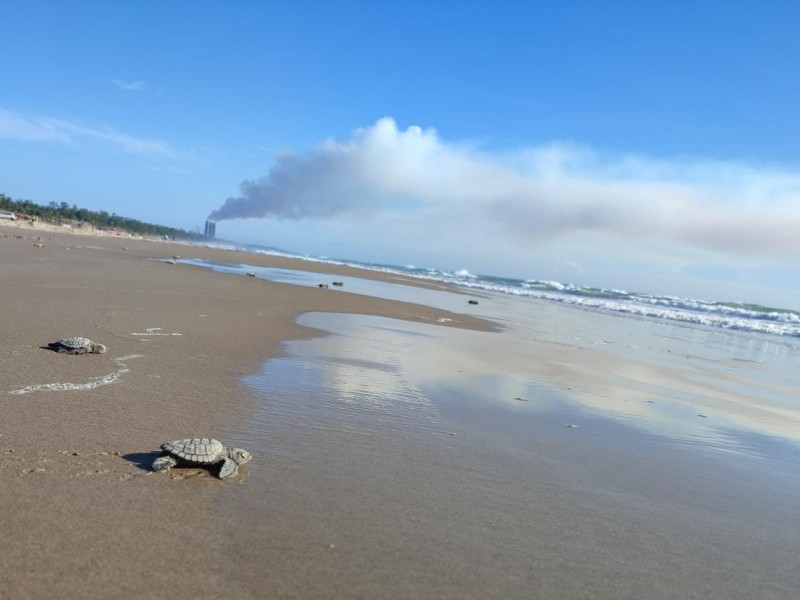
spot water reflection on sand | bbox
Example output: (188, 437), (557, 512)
(219, 281), (800, 599)
(177, 253), (800, 462)
(263, 302), (799, 464)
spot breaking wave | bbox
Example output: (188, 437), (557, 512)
(192, 240), (800, 339)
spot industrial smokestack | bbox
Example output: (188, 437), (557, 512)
(204, 220), (216, 239)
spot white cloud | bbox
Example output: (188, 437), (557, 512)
(211, 117), (800, 258)
(49, 119), (174, 157)
(0, 107), (70, 142)
(0, 106), (174, 157)
(112, 79), (145, 92)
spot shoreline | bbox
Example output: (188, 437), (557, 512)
(8, 218), (800, 339)
(0, 218), (486, 297)
(3, 223), (799, 599)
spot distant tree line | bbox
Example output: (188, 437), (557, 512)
(0, 193), (203, 240)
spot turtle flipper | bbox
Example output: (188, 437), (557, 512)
(48, 344), (75, 354)
(152, 455), (178, 473)
(219, 457), (238, 479)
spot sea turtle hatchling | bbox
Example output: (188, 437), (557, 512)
(152, 438), (252, 480)
(47, 337), (107, 355)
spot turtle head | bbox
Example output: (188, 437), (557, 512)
(92, 343), (108, 354)
(228, 447), (252, 465)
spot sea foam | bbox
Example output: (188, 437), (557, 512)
(189, 240), (800, 339)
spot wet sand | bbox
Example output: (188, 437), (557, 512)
(230, 312), (800, 599)
(0, 226), (489, 599)
(2, 223), (799, 599)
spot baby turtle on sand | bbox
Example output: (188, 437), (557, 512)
(47, 337), (107, 355)
(152, 438), (252, 480)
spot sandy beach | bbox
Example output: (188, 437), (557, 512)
(2, 222), (800, 599)
(0, 224), (489, 598)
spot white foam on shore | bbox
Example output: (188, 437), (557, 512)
(131, 327), (182, 336)
(9, 355), (143, 396)
(185, 241), (800, 339)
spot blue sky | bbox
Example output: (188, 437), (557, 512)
(2, 1), (800, 308)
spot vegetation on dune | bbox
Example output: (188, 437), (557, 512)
(0, 193), (203, 240)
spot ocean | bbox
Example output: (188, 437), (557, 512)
(194, 240), (800, 340)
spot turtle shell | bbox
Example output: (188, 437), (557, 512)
(161, 438), (225, 464)
(56, 337), (93, 349)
